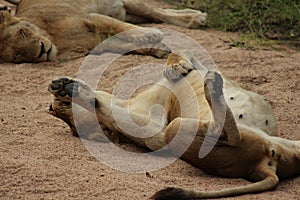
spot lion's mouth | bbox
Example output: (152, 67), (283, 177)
(37, 42), (46, 58)
(37, 42), (52, 61)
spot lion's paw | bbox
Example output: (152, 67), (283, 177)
(163, 57), (195, 82)
(48, 78), (77, 100)
(163, 9), (207, 29)
(204, 71), (224, 100)
(186, 9), (207, 29)
(135, 42), (171, 59)
(142, 29), (163, 44)
(48, 78), (99, 109)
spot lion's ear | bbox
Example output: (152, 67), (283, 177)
(0, 10), (19, 29)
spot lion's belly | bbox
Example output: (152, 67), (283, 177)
(224, 79), (278, 136)
(166, 71), (212, 122)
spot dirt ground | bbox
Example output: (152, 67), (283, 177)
(0, 0), (299, 199)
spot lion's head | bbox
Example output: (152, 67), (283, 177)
(0, 11), (57, 63)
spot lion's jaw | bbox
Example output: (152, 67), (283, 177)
(0, 19), (57, 63)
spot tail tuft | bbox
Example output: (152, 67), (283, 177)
(151, 187), (190, 200)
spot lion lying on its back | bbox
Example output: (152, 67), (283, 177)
(0, 0), (207, 63)
(47, 52), (300, 199)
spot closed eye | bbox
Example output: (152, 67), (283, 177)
(19, 29), (26, 38)
(19, 27), (31, 38)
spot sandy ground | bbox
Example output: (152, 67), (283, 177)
(0, 0), (299, 199)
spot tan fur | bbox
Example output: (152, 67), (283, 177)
(0, 0), (207, 63)
(48, 53), (299, 199)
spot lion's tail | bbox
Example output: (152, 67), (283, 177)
(151, 175), (278, 200)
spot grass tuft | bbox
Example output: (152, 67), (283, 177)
(166, 0), (300, 49)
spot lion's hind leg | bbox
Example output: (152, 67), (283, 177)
(164, 53), (241, 147)
(48, 77), (167, 150)
(123, 0), (207, 29)
(152, 71), (279, 199)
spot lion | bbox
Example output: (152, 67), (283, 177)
(47, 52), (300, 199)
(0, 0), (207, 63)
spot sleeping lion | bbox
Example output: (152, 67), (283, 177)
(48, 52), (300, 199)
(0, 0), (206, 63)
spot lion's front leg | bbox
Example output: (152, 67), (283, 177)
(48, 78), (123, 142)
(49, 97), (119, 142)
(86, 14), (170, 58)
(90, 36), (170, 59)
(163, 52), (196, 82)
(87, 13), (163, 45)
(48, 77), (167, 150)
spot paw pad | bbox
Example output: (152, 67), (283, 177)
(204, 71), (224, 100)
(49, 78), (77, 98)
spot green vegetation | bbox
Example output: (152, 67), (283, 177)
(168, 0), (300, 48)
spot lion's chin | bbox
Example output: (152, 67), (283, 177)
(46, 45), (58, 61)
